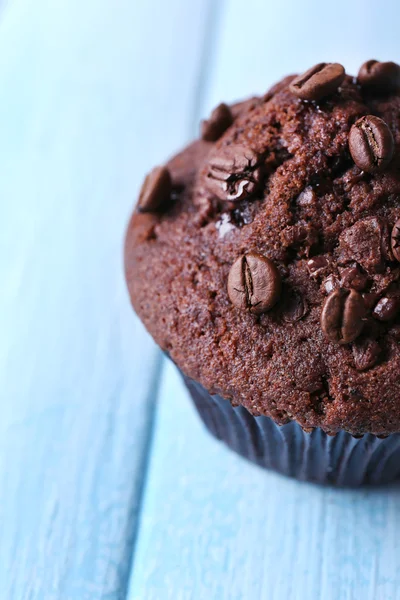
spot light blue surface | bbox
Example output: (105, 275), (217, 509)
(1, 0), (400, 598)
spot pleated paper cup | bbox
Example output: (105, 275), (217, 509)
(180, 370), (400, 486)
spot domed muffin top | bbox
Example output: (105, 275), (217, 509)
(125, 61), (400, 436)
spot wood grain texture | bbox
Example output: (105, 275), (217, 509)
(0, 0), (212, 598)
(131, 1), (400, 599)
(3, 0), (400, 598)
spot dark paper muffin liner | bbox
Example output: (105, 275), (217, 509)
(180, 370), (400, 486)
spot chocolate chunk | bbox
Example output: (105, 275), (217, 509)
(339, 265), (368, 291)
(341, 166), (367, 193)
(296, 187), (317, 207)
(281, 223), (318, 255)
(391, 220), (400, 262)
(201, 103), (233, 142)
(227, 252), (281, 314)
(307, 256), (330, 279)
(362, 291), (381, 310)
(205, 144), (262, 201)
(137, 166), (172, 213)
(289, 63), (345, 101)
(373, 296), (400, 321)
(352, 338), (381, 371)
(338, 217), (391, 274)
(282, 289), (308, 323)
(389, 324), (400, 341)
(358, 60), (400, 93)
(323, 274), (339, 294)
(349, 115), (394, 173)
(321, 288), (365, 344)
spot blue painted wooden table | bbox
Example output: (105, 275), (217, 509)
(1, 0), (400, 598)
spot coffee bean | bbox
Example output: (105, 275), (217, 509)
(373, 296), (400, 321)
(321, 288), (365, 344)
(391, 220), (400, 262)
(227, 252), (281, 314)
(201, 103), (233, 142)
(352, 338), (381, 371)
(206, 144), (262, 201)
(289, 63), (345, 101)
(349, 115), (394, 173)
(137, 166), (172, 213)
(358, 60), (400, 92)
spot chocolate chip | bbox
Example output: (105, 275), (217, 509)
(352, 338), (381, 371)
(206, 144), (262, 201)
(373, 296), (400, 321)
(282, 289), (308, 323)
(341, 166), (367, 193)
(362, 291), (381, 310)
(321, 289), (366, 344)
(389, 324), (400, 341)
(289, 63), (345, 101)
(349, 115), (394, 173)
(391, 220), (400, 262)
(282, 223), (318, 244)
(201, 103), (233, 142)
(358, 60), (400, 93)
(323, 274), (339, 294)
(307, 256), (330, 279)
(137, 166), (172, 213)
(374, 273), (400, 295)
(227, 252), (281, 314)
(296, 187), (317, 207)
(281, 223), (318, 257)
(339, 265), (368, 291)
(338, 217), (391, 274)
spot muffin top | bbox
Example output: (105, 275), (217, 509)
(125, 61), (400, 436)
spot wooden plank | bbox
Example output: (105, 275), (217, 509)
(131, 1), (400, 598)
(0, 0), (211, 598)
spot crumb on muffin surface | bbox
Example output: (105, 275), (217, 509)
(125, 62), (400, 436)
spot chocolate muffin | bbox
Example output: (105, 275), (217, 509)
(125, 61), (400, 485)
